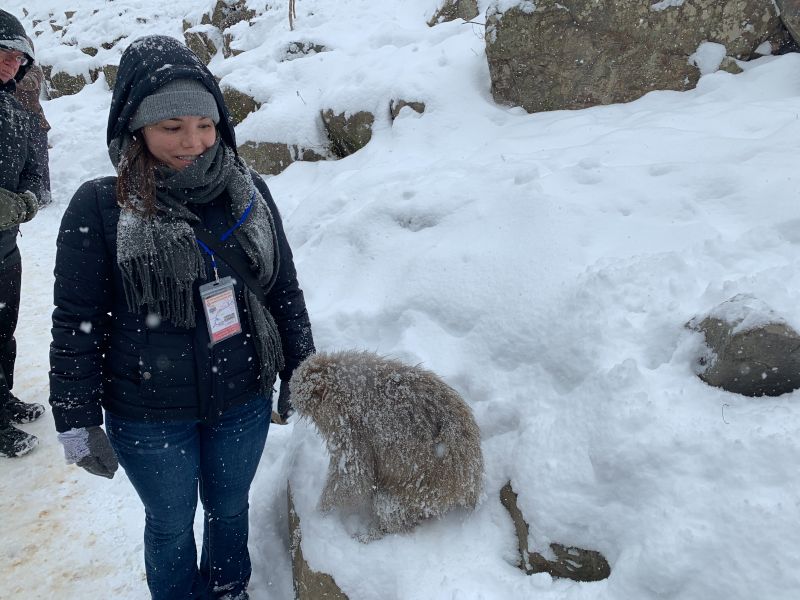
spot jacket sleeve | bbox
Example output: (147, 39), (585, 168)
(253, 174), (315, 381)
(49, 180), (113, 432)
(17, 110), (43, 201)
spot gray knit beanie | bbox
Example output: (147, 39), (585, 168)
(129, 79), (220, 132)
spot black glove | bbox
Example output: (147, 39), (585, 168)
(78, 426), (119, 479)
(271, 380), (293, 425)
(0, 188), (38, 229)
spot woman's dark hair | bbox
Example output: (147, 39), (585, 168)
(116, 133), (159, 216)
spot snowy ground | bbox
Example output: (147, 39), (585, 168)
(2, 1), (800, 598)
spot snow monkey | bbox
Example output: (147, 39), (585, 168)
(290, 350), (484, 540)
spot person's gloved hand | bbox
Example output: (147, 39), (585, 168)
(271, 379), (293, 425)
(57, 426), (119, 479)
(0, 188), (38, 229)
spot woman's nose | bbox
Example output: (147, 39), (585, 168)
(180, 131), (201, 148)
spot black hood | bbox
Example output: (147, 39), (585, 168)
(107, 35), (236, 152)
(0, 9), (34, 82)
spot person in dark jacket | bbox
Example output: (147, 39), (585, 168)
(14, 36), (51, 207)
(50, 35), (315, 600)
(0, 9), (44, 459)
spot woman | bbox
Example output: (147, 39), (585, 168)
(0, 9), (44, 459)
(50, 35), (315, 600)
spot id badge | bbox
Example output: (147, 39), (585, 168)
(199, 276), (242, 345)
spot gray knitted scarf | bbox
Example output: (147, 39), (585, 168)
(113, 137), (284, 387)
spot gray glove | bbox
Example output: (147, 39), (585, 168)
(57, 426), (119, 479)
(0, 188), (38, 229)
(271, 379), (293, 425)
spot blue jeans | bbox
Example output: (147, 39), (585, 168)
(106, 396), (270, 600)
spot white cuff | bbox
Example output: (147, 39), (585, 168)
(57, 428), (90, 464)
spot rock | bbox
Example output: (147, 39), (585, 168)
(220, 85), (261, 125)
(239, 142), (292, 175)
(89, 64), (119, 90)
(280, 41), (328, 62)
(500, 482), (611, 582)
(184, 27), (220, 65)
(101, 37), (124, 50)
(102, 65), (119, 89)
(238, 141), (327, 175)
(688, 294), (800, 397)
(48, 70), (87, 98)
(222, 31), (245, 58)
(390, 99), (426, 120)
(320, 109), (375, 158)
(80, 47), (98, 57)
(428, 0), (479, 26)
(288, 485), (350, 600)
(485, 0), (782, 113)
(719, 57), (744, 75)
(210, 0), (256, 30)
(40, 64), (52, 88)
(776, 0), (800, 45)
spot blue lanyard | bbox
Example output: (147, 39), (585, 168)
(196, 192), (255, 281)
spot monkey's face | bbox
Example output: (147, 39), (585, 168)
(290, 354), (370, 441)
(289, 356), (333, 421)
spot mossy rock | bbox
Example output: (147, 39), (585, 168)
(320, 109), (375, 158)
(221, 86), (260, 125)
(184, 28), (218, 65)
(238, 141), (327, 176)
(48, 70), (87, 97)
(90, 64), (119, 90)
(210, 0), (256, 30)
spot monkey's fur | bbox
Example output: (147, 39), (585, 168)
(290, 350), (484, 540)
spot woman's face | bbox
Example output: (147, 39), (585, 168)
(141, 116), (217, 171)
(0, 48), (23, 84)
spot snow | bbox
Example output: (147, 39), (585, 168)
(689, 42), (728, 76)
(651, 0), (685, 12)
(2, 0), (800, 599)
(701, 293), (786, 334)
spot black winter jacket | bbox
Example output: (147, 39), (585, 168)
(49, 35), (314, 432)
(0, 79), (42, 266)
(49, 174), (315, 432)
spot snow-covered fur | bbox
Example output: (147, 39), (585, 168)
(290, 350), (484, 540)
